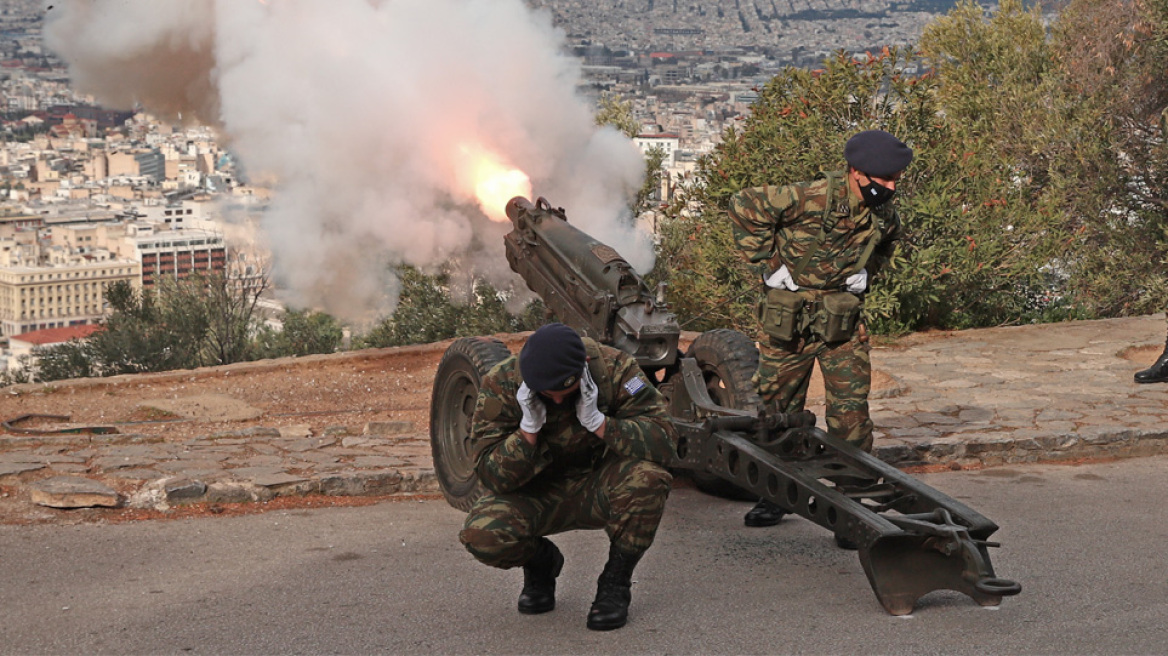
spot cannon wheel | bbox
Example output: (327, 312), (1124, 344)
(430, 336), (511, 511)
(684, 329), (762, 501)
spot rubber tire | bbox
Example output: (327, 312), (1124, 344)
(429, 336), (511, 511)
(683, 329), (763, 501)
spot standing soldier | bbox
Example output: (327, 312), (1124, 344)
(458, 323), (677, 631)
(1135, 108), (1168, 384)
(727, 130), (912, 543)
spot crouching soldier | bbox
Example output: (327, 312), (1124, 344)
(458, 323), (677, 631)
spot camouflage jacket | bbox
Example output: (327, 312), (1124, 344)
(468, 339), (678, 495)
(727, 171), (903, 290)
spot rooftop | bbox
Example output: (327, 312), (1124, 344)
(10, 323), (101, 345)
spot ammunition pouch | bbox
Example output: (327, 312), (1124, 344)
(813, 291), (863, 343)
(759, 287), (805, 342)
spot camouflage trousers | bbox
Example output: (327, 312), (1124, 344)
(459, 455), (673, 569)
(756, 330), (873, 452)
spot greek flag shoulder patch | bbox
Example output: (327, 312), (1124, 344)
(623, 376), (647, 395)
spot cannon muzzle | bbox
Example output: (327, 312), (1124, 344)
(505, 196), (540, 227)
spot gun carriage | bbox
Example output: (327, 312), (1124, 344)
(429, 196), (1021, 615)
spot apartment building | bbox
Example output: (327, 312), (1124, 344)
(135, 149), (165, 182)
(105, 151), (139, 178)
(0, 213), (230, 337)
(633, 132), (681, 167)
(0, 212), (43, 231)
(132, 197), (216, 230)
(0, 253), (140, 336)
(131, 225), (226, 288)
(48, 220), (228, 288)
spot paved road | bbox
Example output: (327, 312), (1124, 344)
(2, 455), (1166, 655)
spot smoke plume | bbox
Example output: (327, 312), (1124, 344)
(43, 0), (652, 323)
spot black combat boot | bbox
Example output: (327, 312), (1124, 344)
(586, 544), (643, 631)
(744, 499), (786, 527)
(1135, 341), (1168, 384)
(517, 537), (564, 615)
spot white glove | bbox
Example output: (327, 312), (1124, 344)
(765, 264), (799, 291)
(516, 382), (546, 434)
(575, 366), (605, 433)
(845, 268), (868, 294)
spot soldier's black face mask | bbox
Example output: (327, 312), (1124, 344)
(859, 175), (896, 207)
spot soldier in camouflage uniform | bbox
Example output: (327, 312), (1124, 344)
(458, 322), (677, 631)
(727, 130), (912, 540)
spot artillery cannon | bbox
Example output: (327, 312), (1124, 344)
(430, 196), (1021, 615)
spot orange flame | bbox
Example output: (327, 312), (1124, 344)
(458, 144), (531, 222)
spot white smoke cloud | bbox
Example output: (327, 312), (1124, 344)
(42, 0), (653, 324)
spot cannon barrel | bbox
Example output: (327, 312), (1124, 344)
(503, 196), (679, 371)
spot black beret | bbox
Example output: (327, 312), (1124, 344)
(844, 130), (913, 178)
(519, 323), (587, 392)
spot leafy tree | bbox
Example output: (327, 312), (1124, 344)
(278, 309), (343, 356)
(357, 265), (543, 348)
(913, 0), (1078, 327)
(163, 270), (269, 366)
(1043, 0), (1168, 317)
(30, 265), (272, 381)
(634, 146), (669, 220)
(85, 280), (207, 374)
(360, 266), (461, 348)
(252, 309), (344, 359)
(31, 340), (94, 382)
(921, 0), (1168, 320)
(594, 92), (642, 138)
(0, 354), (34, 386)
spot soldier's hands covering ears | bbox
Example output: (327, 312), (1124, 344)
(575, 366), (605, 433)
(516, 382), (547, 434)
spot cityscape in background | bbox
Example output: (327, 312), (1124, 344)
(0, 0), (989, 374)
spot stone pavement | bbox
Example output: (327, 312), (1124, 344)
(866, 314), (1168, 468)
(1, 315), (1166, 513)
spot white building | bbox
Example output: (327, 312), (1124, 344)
(634, 132), (681, 168)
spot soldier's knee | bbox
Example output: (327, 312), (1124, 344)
(645, 462), (673, 489)
(825, 413), (873, 452)
(624, 461), (673, 496)
(459, 527), (494, 554)
(459, 527), (523, 568)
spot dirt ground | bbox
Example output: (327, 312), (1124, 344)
(0, 331), (908, 525)
(0, 346), (446, 443)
